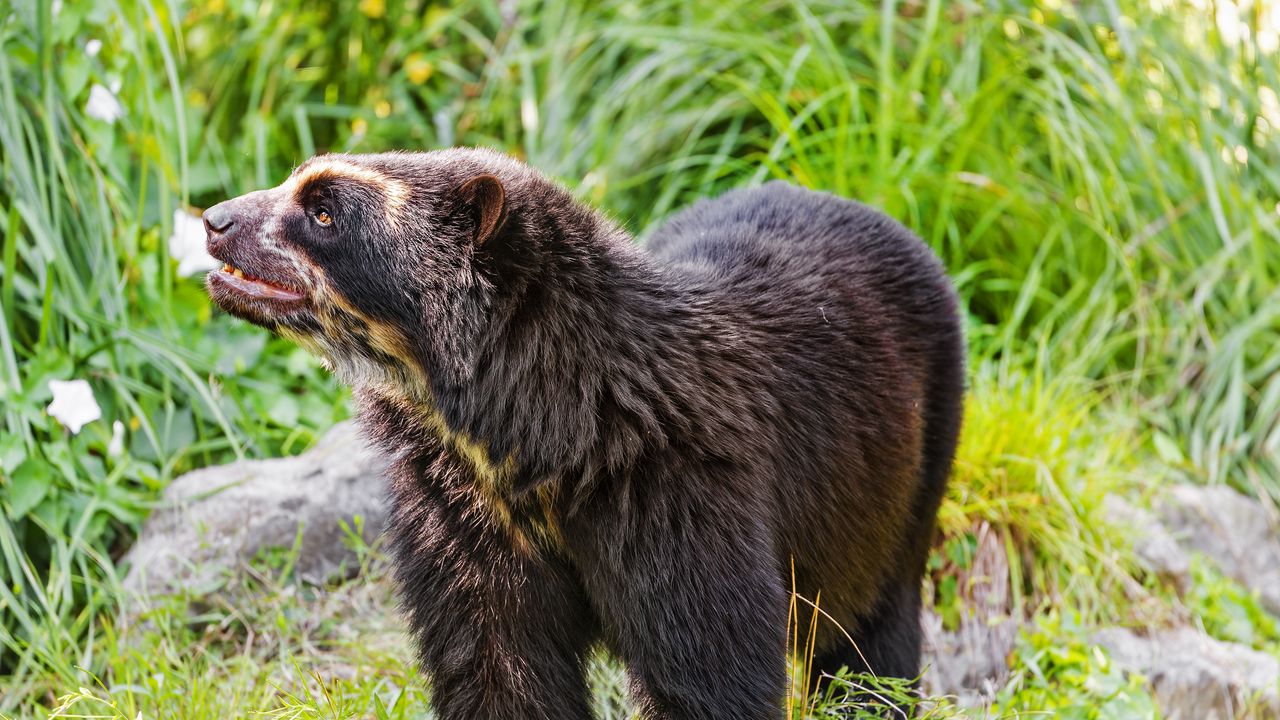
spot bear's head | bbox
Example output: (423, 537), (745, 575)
(203, 148), (558, 397)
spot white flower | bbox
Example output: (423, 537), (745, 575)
(47, 379), (101, 434)
(108, 420), (125, 457)
(86, 39), (102, 57)
(168, 208), (219, 277)
(85, 83), (123, 123)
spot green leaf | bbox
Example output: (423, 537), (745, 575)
(7, 458), (52, 518)
(0, 433), (26, 473)
(267, 395), (301, 428)
(1152, 432), (1185, 465)
(212, 330), (267, 376)
(59, 50), (90, 98)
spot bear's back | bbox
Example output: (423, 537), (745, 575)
(645, 181), (955, 344)
(651, 182), (940, 291)
(644, 181), (963, 625)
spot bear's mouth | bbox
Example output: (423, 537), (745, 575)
(206, 256), (309, 324)
(210, 262), (306, 302)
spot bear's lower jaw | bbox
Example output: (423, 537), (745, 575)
(206, 270), (310, 326)
(214, 262), (306, 301)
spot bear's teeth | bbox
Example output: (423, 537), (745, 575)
(222, 263), (233, 273)
(233, 268), (245, 279)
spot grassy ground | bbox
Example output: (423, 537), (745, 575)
(2, 0), (1279, 717)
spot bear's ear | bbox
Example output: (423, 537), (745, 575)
(454, 174), (507, 246)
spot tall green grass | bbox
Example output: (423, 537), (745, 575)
(0, 0), (346, 707)
(1, 0), (1278, 715)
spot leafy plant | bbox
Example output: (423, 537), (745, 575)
(0, 0), (346, 705)
(996, 612), (1159, 719)
(938, 362), (1139, 622)
(1184, 555), (1280, 653)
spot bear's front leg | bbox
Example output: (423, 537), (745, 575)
(385, 455), (597, 720)
(567, 459), (790, 720)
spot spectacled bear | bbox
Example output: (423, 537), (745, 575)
(203, 147), (965, 719)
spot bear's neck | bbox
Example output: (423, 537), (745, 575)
(421, 221), (764, 498)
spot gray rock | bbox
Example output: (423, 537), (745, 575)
(921, 522), (1018, 706)
(921, 610), (1017, 708)
(1104, 495), (1191, 592)
(1158, 485), (1280, 615)
(1095, 627), (1280, 719)
(122, 421), (388, 600)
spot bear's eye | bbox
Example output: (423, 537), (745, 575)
(313, 208), (333, 227)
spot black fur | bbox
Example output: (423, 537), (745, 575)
(203, 149), (965, 720)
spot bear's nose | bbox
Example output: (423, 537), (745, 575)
(203, 201), (237, 235)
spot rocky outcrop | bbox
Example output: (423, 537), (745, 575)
(1104, 494), (1191, 592)
(929, 485), (1280, 717)
(921, 522), (1018, 705)
(1095, 627), (1280, 719)
(122, 421), (387, 600)
(1157, 485), (1280, 616)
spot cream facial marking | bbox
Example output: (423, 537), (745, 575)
(245, 159), (410, 270)
(259, 198), (283, 251)
(286, 159), (409, 227)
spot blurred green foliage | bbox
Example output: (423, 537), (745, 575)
(1184, 555), (1280, 652)
(996, 612), (1159, 719)
(1, 0), (1279, 715)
